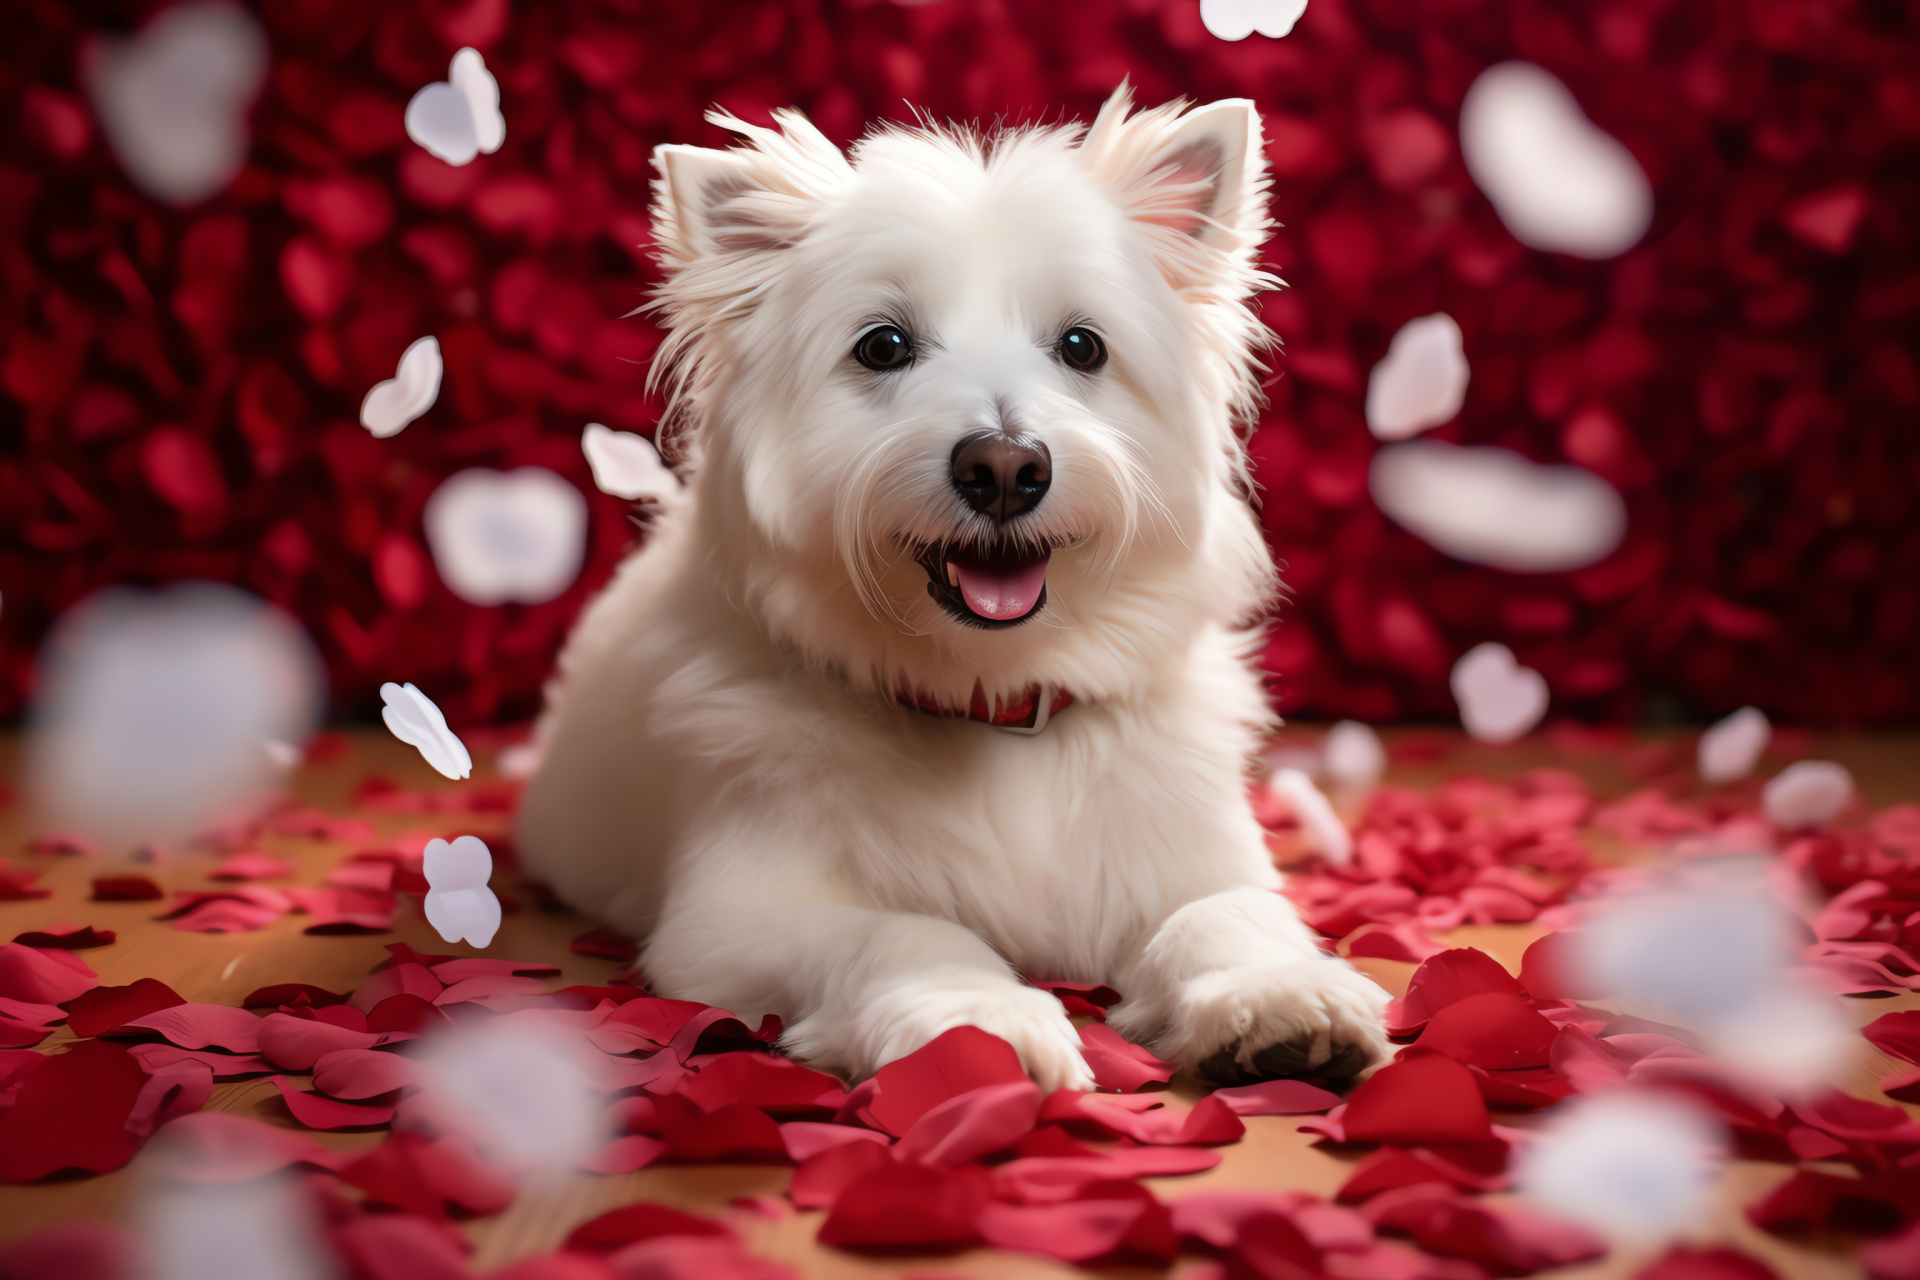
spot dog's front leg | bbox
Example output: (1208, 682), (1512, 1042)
(645, 883), (1095, 1091)
(1107, 886), (1392, 1085)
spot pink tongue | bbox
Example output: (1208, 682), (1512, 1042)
(953, 557), (1049, 621)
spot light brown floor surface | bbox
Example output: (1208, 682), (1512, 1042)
(1, 728), (1916, 1279)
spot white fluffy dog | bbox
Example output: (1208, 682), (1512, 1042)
(516, 87), (1389, 1091)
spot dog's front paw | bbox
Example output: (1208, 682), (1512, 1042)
(826, 967), (1096, 1093)
(1161, 956), (1391, 1086)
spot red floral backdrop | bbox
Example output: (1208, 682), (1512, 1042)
(1, 0), (1916, 728)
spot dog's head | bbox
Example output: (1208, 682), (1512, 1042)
(647, 87), (1278, 710)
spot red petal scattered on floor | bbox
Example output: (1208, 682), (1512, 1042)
(1633, 1246), (1781, 1279)
(816, 1160), (989, 1248)
(342, 1131), (517, 1218)
(777, 1121), (891, 1164)
(1865, 1010), (1920, 1065)
(89, 875), (163, 901)
(62, 978), (185, 1038)
(580, 1134), (668, 1175)
(1077, 1023), (1176, 1092)
(272, 1075), (398, 1130)
(1337, 1141), (1511, 1200)
(208, 850), (298, 881)
(313, 1046), (415, 1099)
(859, 1026), (1032, 1136)
(1341, 1055), (1493, 1145)
(12, 925), (115, 949)
(895, 1080), (1042, 1170)
(1413, 992), (1559, 1069)
(258, 1012), (392, 1070)
(653, 1094), (788, 1161)
(977, 1180), (1175, 1264)
(0, 1221), (133, 1280)
(789, 1139), (894, 1210)
(1364, 1183), (1606, 1275)
(0, 998), (63, 1048)
(114, 1002), (263, 1053)
(1384, 949), (1525, 1038)
(1034, 979), (1122, 1021)
(570, 925), (640, 962)
(1211, 1078), (1342, 1116)
(564, 1202), (730, 1251)
(242, 982), (350, 1008)
(124, 1057), (215, 1136)
(0, 1040), (149, 1181)
(675, 1052), (847, 1115)
(0, 942), (96, 1005)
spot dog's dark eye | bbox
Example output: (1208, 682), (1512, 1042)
(1057, 327), (1107, 372)
(853, 325), (913, 372)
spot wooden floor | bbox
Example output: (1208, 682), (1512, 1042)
(2, 728), (1916, 1279)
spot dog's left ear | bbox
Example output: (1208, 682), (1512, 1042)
(1082, 88), (1271, 294)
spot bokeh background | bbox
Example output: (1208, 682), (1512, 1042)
(1, 0), (1916, 729)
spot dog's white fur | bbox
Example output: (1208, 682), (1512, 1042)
(516, 88), (1389, 1090)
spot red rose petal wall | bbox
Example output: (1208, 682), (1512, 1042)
(0, 0), (1916, 727)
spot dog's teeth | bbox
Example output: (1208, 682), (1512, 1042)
(945, 561), (959, 587)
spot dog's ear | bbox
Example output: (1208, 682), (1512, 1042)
(651, 111), (850, 266)
(1081, 87), (1271, 293)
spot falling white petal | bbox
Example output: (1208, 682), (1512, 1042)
(405, 49), (504, 167)
(360, 336), (442, 439)
(422, 834), (499, 948)
(1517, 1092), (1726, 1243)
(1460, 62), (1653, 259)
(1371, 440), (1626, 572)
(379, 682), (472, 781)
(410, 1015), (607, 1176)
(1762, 760), (1854, 827)
(449, 49), (505, 155)
(1199, 0), (1308, 40)
(138, 1168), (332, 1280)
(28, 583), (322, 848)
(1450, 643), (1548, 744)
(1366, 314), (1470, 441)
(1267, 768), (1352, 865)
(1321, 720), (1387, 791)
(423, 467), (588, 606)
(582, 424), (678, 501)
(83, 5), (268, 206)
(1698, 706), (1770, 785)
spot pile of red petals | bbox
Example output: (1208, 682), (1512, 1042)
(1279, 770), (1596, 959)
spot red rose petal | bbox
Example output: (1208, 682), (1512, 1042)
(816, 1160), (988, 1249)
(272, 1075), (397, 1130)
(571, 925), (640, 962)
(1211, 1078), (1343, 1116)
(1077, 1023), (1176, 1092)
(1225, 1213), (1327, 1278)
(313, 1047), (414, 1099)
(674, 1052), (843, 1115)
(0, 1222), (133, 1280)
(1341, 921), (1443, 963)
(91, 875), (164, 902)
(1336, 1140), (1511, 1200)
(992, 1146), (1223, 1203)
(0, 1041), (149, 1180)
(343, 1131), (516, 1218)
(13, 925), (115, 950)
(977, 1180), (1175, 1264)
(112, 1002), (260, 1054)
(1782, 184), (1868, 255)
(1865, 1010), (1920, 1066)
(585, 996), (712, 1055)
(788, 1139), (893, 1210)
(653, 1093), (788, 1161)
(1635, 1247), (1780, 1280)
(124, 1043), (270, 1080)
(63, 979), (185, 1038)
(1413, 992), (1559, 1070)
(208, 851), (298, 881)
(0, 998), (64, 1048)
(0, 942), (96, 1005)
(580, 1134), (668, 1175)
(894, 1080), (1043, 1170)
(0, 861), (50, 902)
(144, 1110), (346, 1180)
(329, 1213), (471, 1280)
(242, 982), (350, 1009)
(1384, 948), (1526, 1037)
(564, 1202), (730, 1252)
(778, 1121), (891, 1164)
(860, 1025), (1029, 1136)
(1341, 1055), (1493, 1145)
(1034, 979), (1122, 1021)
(1043, 1091), (1246, 1146)
(257, 1011), (390, 1070)
(1364, 1183), (1605, 1274)
(124, 1057), (215, 1137)
(351, 961), (444, 1012)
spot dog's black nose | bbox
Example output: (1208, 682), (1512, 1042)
(950, 432), (1051, 521)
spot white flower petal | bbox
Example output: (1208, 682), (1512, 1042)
(404, 82), (479, 166)
(1366, 314), (1469, 440)
(28, 583), (322, 848)
(1199, 0), (1308, 40)
(423, 835), (499, 948)
(1321, 720), (1386, 791)
(1371, 440), (1626, 572)
(449, 48), (505, 155)
(1762, 760), (1854, 828)
(423, 467), (588, 606)
(1698, 706), (1770, 785)
(379, 682), (472, 781)
(139, 1167), (332, 1280)
(1460, 62), (1653, 259)
(360, 336), (443, 439)
(83, 5), (267, 206)
(581, 424), (678, 501)
(1517, 1092), (1726, 1243)
(410, 1016), (607, 1175)
(1450, 642), (1548, 743)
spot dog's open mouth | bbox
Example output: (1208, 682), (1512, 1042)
(914, 540), (1052, 629)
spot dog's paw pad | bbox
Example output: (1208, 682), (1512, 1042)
(1170, 956), (1391, 1083)
(1197, 1032), (1374, 1086)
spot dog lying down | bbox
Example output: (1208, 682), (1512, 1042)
(516, 86), (1390, 1091)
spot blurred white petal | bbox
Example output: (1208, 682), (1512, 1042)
(359, 336), (442, 439)
(1517, 1092), (1725, 1242)
(83, 5), (267, 206)
(1366, 314), (1469, 440)
(1268, 768), (1352, 865)
(449, 49), (504, 154)
(1705, 982), (1858, 1096)
(405, 49), (504, 166)
(582, 424), (677, 501)
(1450, 643), (1548, 744)
(423, 835), (499, 948)
(1199, 0), (1308, 40)
(423, 467), (588, 606)
(1321, 720), (1387, 791)
(496, 741), (545, 781)
(28, 584), (321, 848)
(379, 682), (472, 781)
(1460, 62), (1652, 259)
(137, 1135), (332, 1280)
(1371, 440), (1626, 572)
(1575, 885), (1790, 1022)
(1698, 706), (1770, 786)
(1763, 761), (1854, 828)
(410, 1016), (607, 1176)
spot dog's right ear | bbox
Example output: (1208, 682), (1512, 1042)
(651, 111), (850, 267)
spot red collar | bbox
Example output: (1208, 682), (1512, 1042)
(897, 681), (1075, 735)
